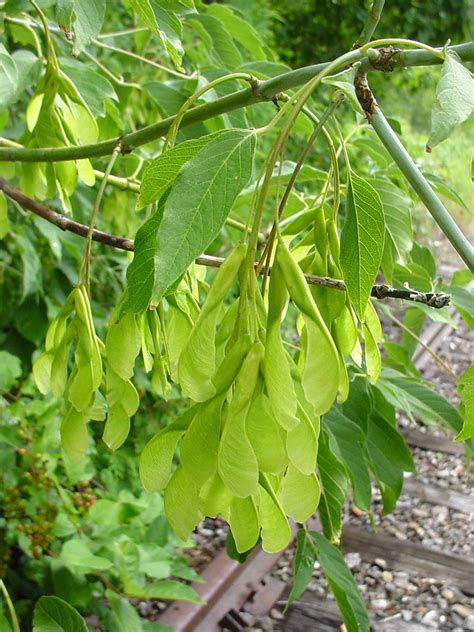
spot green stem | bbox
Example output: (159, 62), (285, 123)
(370, 105), (473, 271)
(361, 38), (445, 59)
(1, 42), (472, 163)
(256, 99), (340, 275)
(250, 47), (365, 261)
(91, 38), (194, 79)
(164, 72), (257, 149)
(83, 51), (142, 90)
(0, 580), (20, 632)
(354, 0), (386, 47)
(97, 27), (149, 39)
(380, 306), (457, 379)
(93, 170), (141, 192)
(29, 0), (58, 70)
(80, 147), (121, 286)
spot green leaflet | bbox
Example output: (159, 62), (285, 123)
(310, 532), (370, 632)
(206, 4), (267, 60)
(123, 580), (203, 604)
(228, 496), (260, 553)
(129, 0), (184, 70)
(164, 467), (203, 542)
(317, 429), (348, 543)
(190, 14), (242, 68)
(152, 129), (256, 302)
(178, 244), (246, 401)
(368, 177), (413, 267)
(278, 465), (320, 523)
(246, 391), (287, 474)
(0, 44), (18, 109)
(286, 529), (317, 610)
(59, 58), (118, 119)
(456, 365), (474, 441)
(139, 408), (196, 492)
(324, 409), (372, 512)
(105, 590), (147, 632)
(340, 171), (385, 323)
(123, 192), (168, 314)
(286, 403), (318, 475)
(33, 595), (88, 632)
(137, 134), (217, 209)
(263, 256), (299, 430)
(258, 478), (292, 554)
(71, 0), (106, 56)
(180, 395), (223, 485)
(217, 342), (263, 498)
(366, 412), (415, 513)
(427, 50), (474, 151)
(276, 242), (339, 415)
(377, 367), (464, 434)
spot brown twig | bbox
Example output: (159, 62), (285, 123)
(0, 178), (451, 308)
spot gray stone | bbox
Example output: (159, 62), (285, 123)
(421, 610), (439, 626)
(344, 552), (361, 570)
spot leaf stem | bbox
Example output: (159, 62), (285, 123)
(0, 579), (20, 632)
(80, 147), (121, 287)
(164, 72), (258, 150)
(256, 99), (340, 275)
(93, 170), (141, 192)
(29, 0), (58, 70)
(360, 38), (445, 59)
(97, 27), (149, 39)
(82, 50), (143, 90)
(380, 306), (457, 379)
(91, 38), (194, 79)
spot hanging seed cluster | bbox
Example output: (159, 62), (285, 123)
(33, 212), (382, 555)
(135, 236), (381, 555)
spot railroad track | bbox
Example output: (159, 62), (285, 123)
(158, 314), (472, 632)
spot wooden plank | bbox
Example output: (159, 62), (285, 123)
(403, 477), (474, 513)
(342, 526), (474, 595)
(281, 598), (431, 632)
(280, 597), (342, 632)
(401, 426), (464, 455)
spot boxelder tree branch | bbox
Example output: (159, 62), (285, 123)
(354, 74), (473, 272)
(354, 0), (386, 48)
(0, 42), (472, 163)
(0, 178), (450, 308)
